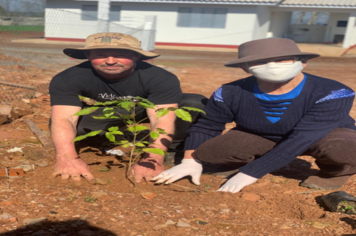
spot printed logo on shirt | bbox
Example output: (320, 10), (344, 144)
(213, 87), (224, 102)
(98, 93), (121, 100)
(315, 89), (355, 104)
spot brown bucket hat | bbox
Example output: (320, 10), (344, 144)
(63, 32), (159, 60)
(225, 38), (320, 68)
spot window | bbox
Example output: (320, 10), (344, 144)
(177, 7), (227, 28)
(82, 5), (98, 21)
(110, 5), (121, 21)
(336, 20), (347, 27)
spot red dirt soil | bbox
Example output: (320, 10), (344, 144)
(0, 45), (356, 235)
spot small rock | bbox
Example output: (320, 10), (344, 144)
(22, 147), (48, 161)
(7, 147), (23, 153)
(270, 176), (289, 184)
(23, 217), (47, 225)
(7, 217), (17, 223)
(220, 209), (230, 214)
(176, 222), (190, 227)
(141, 192), (157, 200)
(35, 160), (49, 167)
(178, 218), (189, 223)
(94, 178), (108, 185)
(14, 164), (35, 172)
(0, 114), (8, 125)
(0, 213), (12, 220)
(10, 100), (34, 119)
(49, 211), (58, 215)
(165, 219), (176, 225)
(197, 220), (208, 225)
(0, 105), (12, 116)
(79, 230), (95, 236)
(240, 192), (260, 202)
(143, 211), (151, 215)
(22, 99), (30, 104)
(153, 224), (168, 230)
(34, 92), (44, 98)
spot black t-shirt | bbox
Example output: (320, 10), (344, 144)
(49, 61), (182, 107)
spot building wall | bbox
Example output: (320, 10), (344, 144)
(46, 0), (265, 47)
(289, 24), (327, 43)
(267, 11), (291, 38)
(324, 13), (349, 43)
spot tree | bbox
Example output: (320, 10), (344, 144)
(0, 0), (45, 24)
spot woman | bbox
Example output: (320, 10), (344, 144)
(152, 38), (356, 193)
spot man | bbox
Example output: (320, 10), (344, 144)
(152, 38), (356, 193)
(49, 32), (206, 183)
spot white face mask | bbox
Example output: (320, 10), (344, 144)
(248, 61), (304, 83)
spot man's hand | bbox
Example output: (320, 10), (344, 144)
(53, 156), (94, 182)
(131, 153), (165, 183)
(217, 172), (258, 193)
(151, 159), (203, 185)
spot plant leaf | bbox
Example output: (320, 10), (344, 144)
(120, 114), (133, 120)
(103, 107), (115, 118)
(73, 130), (102, 142)
(137, 102), (155, 109)
(134, 142), (146, 147)
(73, 107), (99, 116)
(122, 143), (131, 148)
(143, 148), (165, 156)
(120, 101), (135, 111)
(150, 131), (160, 140)
(156, 109), (170, 118)
(94, 115), (120, 119)
(105, 132), (115, 142)
(156, 128), (167, 134)
(174, 109), (192, 122)
(108, 126), (118, 132)
(127, 125), (148, 133)
(136, 97), (154, 106)
(114, 140), (129, 145)
(111, 131), (123, 135)
(181, 106), (206, 115)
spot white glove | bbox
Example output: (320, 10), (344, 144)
(217, 172), (258, 193)
(151, 159), (203, 185)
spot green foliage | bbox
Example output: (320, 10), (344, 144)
(97, 168), (111, 172)
(0, 25), (44, 32)
(143, 148), (165, 156)
(73, 130), (102, 142)
(84, 195), (98, 203)
(174, 109), (192, 122)
(72, 96), (204, 182)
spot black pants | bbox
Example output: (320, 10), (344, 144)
(196, 128), (356, 177)
(76, 93), (208, 150)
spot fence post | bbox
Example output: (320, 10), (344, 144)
(142, 15), (157, 51)
(97, 0), (110, 33)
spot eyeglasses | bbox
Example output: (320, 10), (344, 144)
(246, 57), (301, 68)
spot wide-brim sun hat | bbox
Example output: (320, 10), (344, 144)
(225, 38), (320, 68)
(63, 32), (159, 60)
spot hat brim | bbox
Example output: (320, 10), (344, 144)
(224, 52), (320, 68)
(63, 45), (160, 60)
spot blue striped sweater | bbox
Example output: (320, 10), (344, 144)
(184, 73), (356, 178)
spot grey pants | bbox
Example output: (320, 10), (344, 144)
(195, 128), (356, 177)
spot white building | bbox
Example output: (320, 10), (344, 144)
(45, 0), (356, 49)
